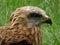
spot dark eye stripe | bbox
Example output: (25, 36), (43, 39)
(28, 13), (42, 18)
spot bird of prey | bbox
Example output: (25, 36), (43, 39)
(0, 6), (52, 45)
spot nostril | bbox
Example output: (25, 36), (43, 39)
(10, 40), (32, 45)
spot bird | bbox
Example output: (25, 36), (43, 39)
(0, 6), (52, 45)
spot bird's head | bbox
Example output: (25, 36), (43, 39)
(8, 6), (52, 27)
(7, 6), (52, 45)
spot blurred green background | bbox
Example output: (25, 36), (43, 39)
(0, 0), (60, 45)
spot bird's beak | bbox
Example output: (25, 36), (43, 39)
(43, 15), (52, 25)
(45, 18), (52, 25)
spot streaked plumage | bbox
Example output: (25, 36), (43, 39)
(0, 6), (52, 45)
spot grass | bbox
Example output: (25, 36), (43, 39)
(0, 0), (60, 45)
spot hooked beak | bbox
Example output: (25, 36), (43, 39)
(45, 18), (52, 25)
(43, 15), (52, 25)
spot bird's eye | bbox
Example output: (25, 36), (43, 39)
(27, 13), (42, 19)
